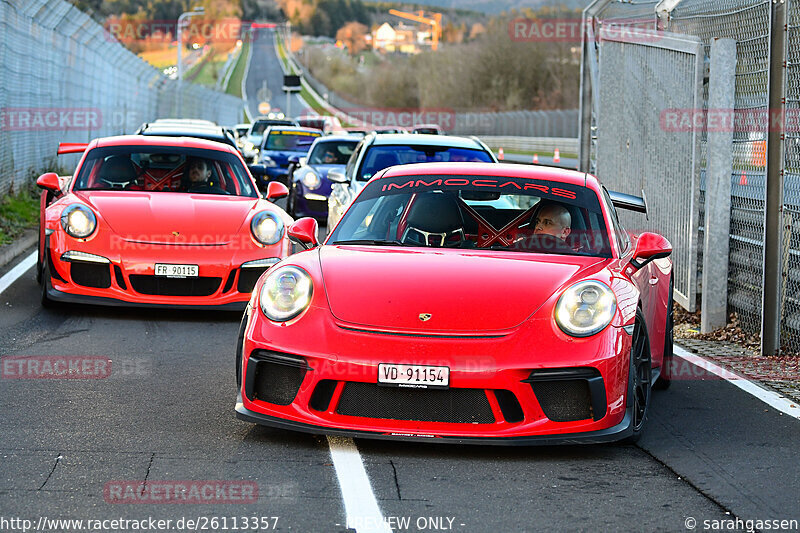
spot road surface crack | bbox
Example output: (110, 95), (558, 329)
(38, 453), (62, 490)
(389, 460), (401, 500)
(140, 452), (155, 495)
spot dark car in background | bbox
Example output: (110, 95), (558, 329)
(252, 126), (322, 188)
(285, 134), (362, 220)
(136, 122), (238, 151)
(244, 116), (300, 162)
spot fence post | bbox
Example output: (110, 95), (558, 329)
(761, 0), (787, 355)
(701, 39), (737, 333)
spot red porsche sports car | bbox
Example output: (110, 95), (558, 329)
(37, 135), (292, 309)
(235, 163), (674, 444)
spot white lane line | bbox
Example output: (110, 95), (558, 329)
(327, 436), (391, 533)
(674, 345), (800, 420)
(0, 251), (37, 296)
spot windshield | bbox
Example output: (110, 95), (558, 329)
(358, 145), (493, 181)
(328, 174), (611, 257)
(72, 146), (258, 197)
(308, 140), (358, 165)
(263, 130), (321, 151)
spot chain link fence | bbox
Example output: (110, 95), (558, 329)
(582, 0), (800, 353)
(663, 0), (772, 344)
(783, 0), (800, 349)
(0, 0), (244, 194)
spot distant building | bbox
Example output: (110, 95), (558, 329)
(371, 22), (429, 54)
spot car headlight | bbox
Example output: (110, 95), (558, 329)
(60, 204), (97, 239)
(259, 266), (313, 321)
(262, 155), (277, 167)
(251, 211), (284, 246)
(299, 168), (321, 190)
(554, 280), (617, 337)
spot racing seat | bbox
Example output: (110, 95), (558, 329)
(98, 156), (138, 189)
(401, 192), (465, 247)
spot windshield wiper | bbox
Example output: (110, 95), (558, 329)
(331, 239), (405, 246)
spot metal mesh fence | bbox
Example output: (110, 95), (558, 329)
(593, 28), (704, 311)
(664, 0), (772, 339)
(0, 0), (244, 194)
(782, 0), (800, 350)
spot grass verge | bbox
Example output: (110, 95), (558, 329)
(0, 188), (39, 246)
(226, 40), (249, 98)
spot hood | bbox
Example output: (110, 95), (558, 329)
(311, 163), (345, 177)
(319, 246), (606, 333)
(77, 191), (257, 244)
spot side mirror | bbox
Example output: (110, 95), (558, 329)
(630, 232), (672, 269)
(288, 155), (300, 164)
(288, 217), (320, 249)
(328, 169), (347, 184)
(36, 172), (61, 193)
(265, 181), (289, 201)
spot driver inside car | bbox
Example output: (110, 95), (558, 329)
(513, 201), (573, 250)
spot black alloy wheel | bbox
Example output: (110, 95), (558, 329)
(626, 309), (652, 442)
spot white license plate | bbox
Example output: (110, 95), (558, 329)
(154, 263), (198, 278)
(378, 363), (449, 389)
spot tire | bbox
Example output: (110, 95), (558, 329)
(624, 308), (652, 443)
(40, 255), (57, 309)
(654, 275), (674, 390)
(236, 308), (249, 389)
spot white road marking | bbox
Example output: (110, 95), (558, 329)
(0, 251), (36, 296)
(674, 345), (800, 420)
(327, 436), (391, 533)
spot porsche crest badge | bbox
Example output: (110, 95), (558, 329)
(419, 313), (432, 321)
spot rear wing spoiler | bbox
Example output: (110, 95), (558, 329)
(57, 142), (89, 155)
(608, 189), (648, 219)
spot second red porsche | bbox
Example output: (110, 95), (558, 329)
(37, 135), (292, 309)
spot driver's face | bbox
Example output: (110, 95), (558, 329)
(322, 151), (336, 163)
(188, 161), (211, 183)
(534, 206), (571, 240)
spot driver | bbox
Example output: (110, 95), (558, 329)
(513, 201), (572, 249)
(182, 157), (215, 191)
(532, 201), (571, 241)
(321, 147), (338, 164)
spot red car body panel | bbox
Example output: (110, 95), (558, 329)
(39, 135), (292, 308)
(236, 163), (672, 443)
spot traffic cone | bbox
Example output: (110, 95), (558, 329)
(533, 154), (539, 164)
(553, 148), (560, 163)
(498, 147), (504, 160)
(739, 172), (748, 186)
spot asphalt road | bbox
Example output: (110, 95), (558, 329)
(1, 233), (799, 532)
(244, 28), (307, 121)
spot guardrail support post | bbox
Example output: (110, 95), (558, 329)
(701, 38), (737, 333)
(761, 0), (788, 355)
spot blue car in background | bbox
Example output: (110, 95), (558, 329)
(286, 134), (362, 220)
(254, 126), (322, 187)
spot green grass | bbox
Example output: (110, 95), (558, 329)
(226, 40), (250, 98)
(0, 189), (39, 246)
